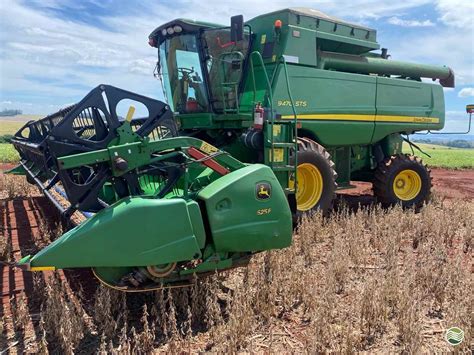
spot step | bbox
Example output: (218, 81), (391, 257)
(271, 165), (296, 171)
(266, 120), (295, 124)
(270, 142), (296, 148)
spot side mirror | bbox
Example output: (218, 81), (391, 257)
(230, 15), (244, 42)
(466, 104), (473, 114)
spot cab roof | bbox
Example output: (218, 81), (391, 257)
(148, 19), (223, 47)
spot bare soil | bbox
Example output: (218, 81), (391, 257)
(337, 168), (474, 207)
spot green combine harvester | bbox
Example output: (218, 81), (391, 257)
(10, 8), (454, 291)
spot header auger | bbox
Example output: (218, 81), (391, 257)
(10, 8), (455, 291)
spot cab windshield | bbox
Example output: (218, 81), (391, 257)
(159, 35), (208, 114)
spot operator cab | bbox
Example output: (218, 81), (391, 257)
(149, 17), (251, 115)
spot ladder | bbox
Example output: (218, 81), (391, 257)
(249, 52), (298, 193)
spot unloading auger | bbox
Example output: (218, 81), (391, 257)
(10, 84), (292, 291)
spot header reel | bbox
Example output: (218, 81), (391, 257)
(11, 85), (179, 217)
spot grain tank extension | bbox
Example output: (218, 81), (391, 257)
(10, 8), (454, 291)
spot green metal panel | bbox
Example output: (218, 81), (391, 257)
(376, 78), (442, 118)
(5, 164), (26, 175)
(299, 121), (374, 147)
(246, 8), (379, 63)
(284, 25), (317, 66)
(178, 113), (214, 129)
(272, 65), (376, 146)
(198, 164), (292, 252)
(29, 197), (202, 269)
(186, 200), (206, 249)
(350, 146), (372, 174)
(273, 65), (378, 116)
(380, 134), (403, 157)
(372, 78), (445, 142)
(221, 137), (259, 163)
(331, 147), (351, 187)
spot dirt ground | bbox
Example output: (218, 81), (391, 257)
(0, 166), (472, 352)
(337, 168), (474, 204)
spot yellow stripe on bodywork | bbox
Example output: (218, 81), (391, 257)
(30, 266), (56, 271)
(281, 114), (439, 124)
(282, 114), (375, 121)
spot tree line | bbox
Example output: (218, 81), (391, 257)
(0, 108), (22, 116)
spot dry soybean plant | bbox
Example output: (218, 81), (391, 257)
(0, 174), (35, 199)
(13, 199), (474, 353)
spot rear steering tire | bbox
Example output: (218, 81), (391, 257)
(291, 138), (337, 217)
(373, 154), (432, 209)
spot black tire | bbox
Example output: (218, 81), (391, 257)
(291, 138), (337, 217)
(373, 154), (432, 209)
(26, 173), (36, 185)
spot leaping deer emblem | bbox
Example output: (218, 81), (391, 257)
(258, 185), (270, 198)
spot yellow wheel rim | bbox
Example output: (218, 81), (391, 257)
(290, 163), (324, 211)
(393, 169), (422, 201)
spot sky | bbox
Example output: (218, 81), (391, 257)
(0, 0), (473, 133)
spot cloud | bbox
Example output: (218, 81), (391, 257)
(441, 110), (473, 135)
(436, 0), (474, 29)
(446, 110), (470, 121)
(1, 101), (13, 105)
(0, 0), (164, 115)
(388, 31), (473, 85)
(387, 16), (434, 27)
(383, 3), (472, 88)
(128, 58), (157, 76)
(458, 88), (474, 98)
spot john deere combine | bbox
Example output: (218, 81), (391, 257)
(10, 8), (454, 291)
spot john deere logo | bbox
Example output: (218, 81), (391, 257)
(256, 182), (271, 200)
(445, 327), (464, 345)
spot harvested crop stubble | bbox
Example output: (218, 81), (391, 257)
(30, 201), (473, 352)
(0, 173), (35, 199)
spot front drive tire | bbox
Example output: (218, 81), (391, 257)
(290, 138), (337, 217)
(373, 154), (432, 209)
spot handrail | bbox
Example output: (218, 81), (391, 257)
(217, 51), (245, 113)
(249, 51), (275, 166)
(249, 51), (274, 118)
(279, 56), (298, 190)
(279, 56), (297, 124)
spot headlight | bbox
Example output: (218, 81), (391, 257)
(167, 27), (174, 35)
(161, 29), (167, 36)
(173, 25), (182, 33)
